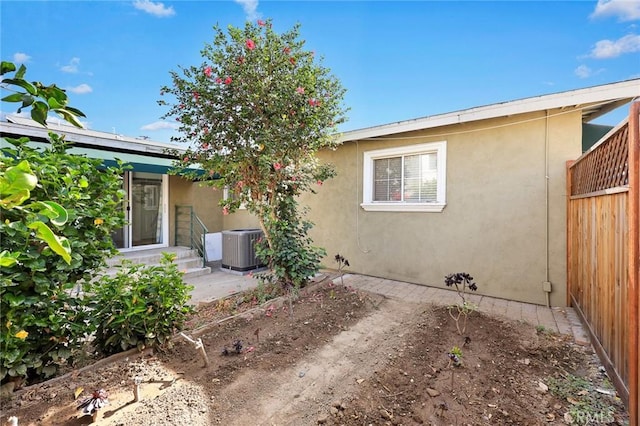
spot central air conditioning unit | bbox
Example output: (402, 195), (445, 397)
(221, 228), (265, 271)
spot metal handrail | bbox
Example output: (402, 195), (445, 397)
(191, 212), (208, 268)
(175, 205), (208, 268)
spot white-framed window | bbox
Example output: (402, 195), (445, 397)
(223, 185), (247, 210)
(361, 141), (447, 212)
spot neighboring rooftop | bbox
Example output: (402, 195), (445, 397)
(1, 115), (181, 158)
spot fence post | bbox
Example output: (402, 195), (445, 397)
(628, 101), (639, 426)
(566, 160), (575, 307)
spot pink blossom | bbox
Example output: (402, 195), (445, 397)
(204, 66), (212, 77)
(273, 162), (282, 171)
(246, 39), (256, 50)
(317, 180), (323, 186)
(257, 19), (265, 26)
(238, 56), (245, 64)
(224, 76), (232, 85)
(309, 98), (320, 107)
(201, 143), (210, 150)
(222, 206), (229, 215)
(296, 86), (305, 94)
(179, 103), (185, 109)
(236, 180), (244, 188)
(193, 91), (200, 101)
(183, 156), (189, 163)
(215, 77), (222, 84)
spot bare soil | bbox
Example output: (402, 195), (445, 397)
(0, 277), (628, 425)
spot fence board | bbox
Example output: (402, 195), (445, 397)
(567, 102), (638, 423)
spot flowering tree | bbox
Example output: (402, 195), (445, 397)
(161, 20), (347, 290)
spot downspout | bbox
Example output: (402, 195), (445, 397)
(544, 110), (551, 308)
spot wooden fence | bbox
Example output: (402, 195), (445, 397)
(566, 101), (639, 424)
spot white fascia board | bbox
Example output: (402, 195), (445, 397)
(339, 79), (640, 142)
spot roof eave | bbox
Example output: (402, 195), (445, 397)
(339, 78), (640, 142)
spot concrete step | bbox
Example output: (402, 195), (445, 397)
(105, 246), (211, 280)
(106, 246), (200, 267)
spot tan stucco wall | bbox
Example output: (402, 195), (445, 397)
(168, 176), (224, 245)
(222, 210), (261, 231)
(303, 109), (582, 306)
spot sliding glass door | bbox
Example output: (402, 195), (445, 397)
(112, 171), (168, 250)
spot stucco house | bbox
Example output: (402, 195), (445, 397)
(2, 79), (638, 306)
(303, 78), (640, 307)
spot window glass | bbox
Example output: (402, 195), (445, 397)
(374, 157), (401, 201)
(362, 141), (446, 212)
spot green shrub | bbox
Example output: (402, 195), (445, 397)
(88, 253), (194, 355)
(1, 137), (125, 383)
(1, 61), (123, 385)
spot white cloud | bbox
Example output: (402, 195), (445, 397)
(141, 121), (178, 131)
(591, 0), (640, 21)
(574, 65), (593, 78)
(60, 57), (81, 73)
(574, 65), (605, 78)
(67, 84), (93, 94)
(13, 52), (31, 64)
(133, 0), (175, 18)
(234, 0), (260, 21)
(589, 33), (640, 58)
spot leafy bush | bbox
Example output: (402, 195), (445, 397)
(255, 201), (326, 291)
(1, 136), (125, 383)
(88, 253), (194, 355)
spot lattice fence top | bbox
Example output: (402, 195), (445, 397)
(570, 123), (629, 196)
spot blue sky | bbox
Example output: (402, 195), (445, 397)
(1, 0), (639, 143)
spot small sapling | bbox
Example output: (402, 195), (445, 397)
(444, 272), (478, 335)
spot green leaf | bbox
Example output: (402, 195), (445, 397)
(1, 61), (17, 75)
(20, 95), (34, 109)
(0, 250), (19, 268)
(4, 159), (37, 188)
(33, 201), (69, 226)
(42, 365), (57, 377)
(1, 93), (24, 103)
(30, 101), (48, 126)
(0, 189), (30, 209)
(53, 109), (84, 128)
(2, 77), (37, 95)
(47, 97), (63, 109)
(65, 105), (87, 117)
(28, 221), (72, 264)
(15, 64), (27, 80)
(47, 85), (67, 103)
(2, 292), (26, 306)
(0, 160), (37, 207)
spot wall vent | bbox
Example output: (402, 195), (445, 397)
(221, 229), (264, 271)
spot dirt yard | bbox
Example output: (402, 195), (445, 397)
(0, 277), (628, 425)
